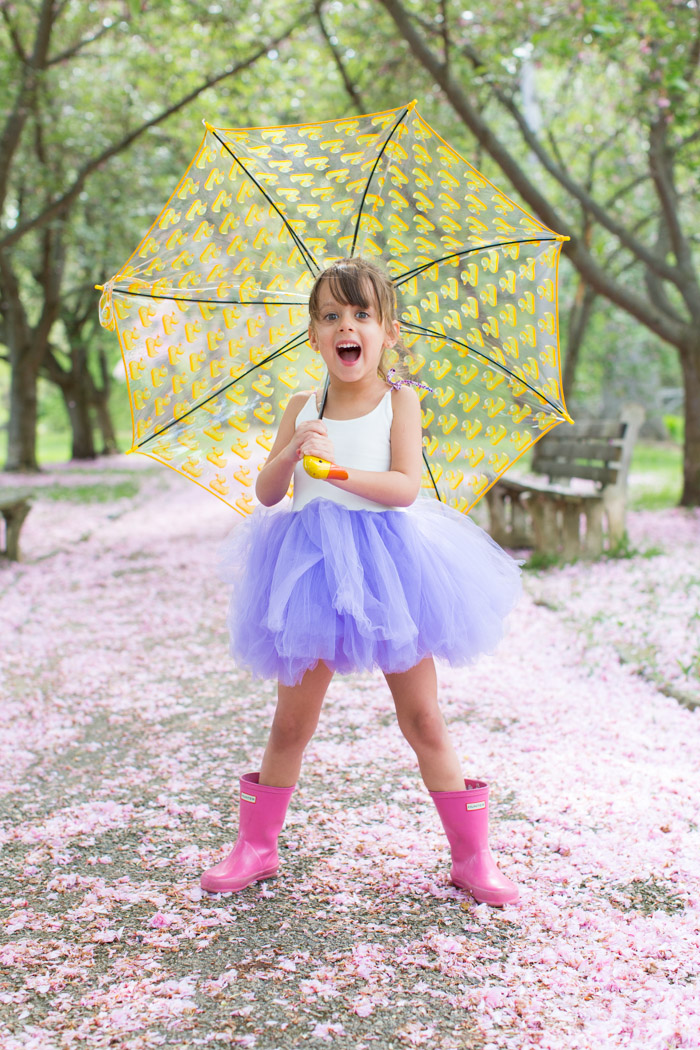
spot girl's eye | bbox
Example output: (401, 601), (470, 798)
(356, 310), (369, 319)
(323, 312), (338, 321)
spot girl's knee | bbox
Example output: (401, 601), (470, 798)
(269, 714), (318, 752)
(399, 708), (448, 751)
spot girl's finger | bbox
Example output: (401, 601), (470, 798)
(300, 440), (335, 459)
(298, 420), (327, 435)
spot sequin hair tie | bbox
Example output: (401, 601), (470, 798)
(386, 368), (434, 394)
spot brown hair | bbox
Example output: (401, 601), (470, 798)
(308, 257), (404, 378)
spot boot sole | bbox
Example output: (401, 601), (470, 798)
(200, 866), (279, 893)
(451, 877), (519, 907)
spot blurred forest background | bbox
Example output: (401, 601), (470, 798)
(1, 0), (697, 506)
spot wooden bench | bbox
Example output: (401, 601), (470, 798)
(0, 496), (32, 561)
(486, 405), (644, 560)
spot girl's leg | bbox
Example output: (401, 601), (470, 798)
(260, 660), (334, 786)
(384, 656), (519, 905)
(384, 657), (464, 792)
(201, 661), (333, 893)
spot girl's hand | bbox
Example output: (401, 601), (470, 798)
(255, 391), (338, 506)
(290, 420), (336, 464)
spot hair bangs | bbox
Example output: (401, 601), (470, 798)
(308, 259), (395, 329)
(325, 268), (371, 312)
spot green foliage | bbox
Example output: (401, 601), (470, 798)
(603, 533), (663, 561)
(1, 0), (698, 486)
(663, 414), (684, 444)
(628, 440), (683, 510)
(523, 550), (563, 571)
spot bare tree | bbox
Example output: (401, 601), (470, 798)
(376, 0), (700, 504)
(0, 0), (309, 470)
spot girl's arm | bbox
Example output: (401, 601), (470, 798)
(327, 386), (423, 508)
(255, 391), (335, 506)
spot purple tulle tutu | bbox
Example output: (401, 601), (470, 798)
(219, 497), (521, 686)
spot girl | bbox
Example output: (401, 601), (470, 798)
(201, 257), (522, 906)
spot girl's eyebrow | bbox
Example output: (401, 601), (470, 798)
(319, 299), (372, 311)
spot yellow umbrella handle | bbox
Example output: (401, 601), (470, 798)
(302, 456), (349, 481)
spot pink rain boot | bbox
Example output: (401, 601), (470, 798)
(200, 772), (296, 893)
(430, 779), (519, 906)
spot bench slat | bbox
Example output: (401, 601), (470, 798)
(487, 406), (643, 558)
(495, 477), (604, 499)
(538, 420), (624, 440)
(536, 439), (624, 463)
(534, 458), (619, 484)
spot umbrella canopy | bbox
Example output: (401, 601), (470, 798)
(98, 101), (572, 516)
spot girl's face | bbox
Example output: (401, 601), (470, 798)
(308, 284), (399, 385)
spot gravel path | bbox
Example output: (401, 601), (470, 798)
(1, 463), (699, 1049)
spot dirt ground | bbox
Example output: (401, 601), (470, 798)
(1, 461), (699, 1049)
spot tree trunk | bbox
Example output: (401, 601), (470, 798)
(93, 394), (118, 455)
(680, 342), (700, 506)
(69, 344), (96, 460)
(6, 343), (40, 471)
(562, 281), (597, 402)
(60, 386), (96, 460)
(43, 343), (98, 460)
(93, 342), (118, 455)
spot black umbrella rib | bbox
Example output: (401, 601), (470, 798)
(394, 237), (561, 286)
(400, 319), (566, 419)
(422, 449), (444, 502)
(134, 330), (309, 449)
(111, 288), (308, 306)
(207, 126), (319, 277)
(350, 105), (412, 259)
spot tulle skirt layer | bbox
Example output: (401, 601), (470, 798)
(220, 498), (522, 686)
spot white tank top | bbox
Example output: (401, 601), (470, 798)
(292, 390), (396, 512)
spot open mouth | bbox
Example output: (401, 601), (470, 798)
(336, 342), (361, 363)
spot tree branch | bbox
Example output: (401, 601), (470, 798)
(439, 0), (449, 72)
(456, 37), (681, 286)
(603, 173), (650, 211)
(375, 0), (689, 348)
(644, 221), (686, 324)
(46, 21), (118, 66)
(32, 220), (66, 367)
(673, 125), (700, 156)
(1, 3), (28, 62)
(648, 118), (697, 283)
(684, 7), (700, 83)
(0, 13), (310, 251)
(314, 1), (366, 112)
(0, 0), (56, 213)
(42, 343), (70, 388)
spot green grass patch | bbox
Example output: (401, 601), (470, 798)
(40, 479), (141, 503)
(21, 480), (140, 503)
(628, 440), (682, 511)
(35, 428), (133, 465)
(523, 550), (563, 571)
